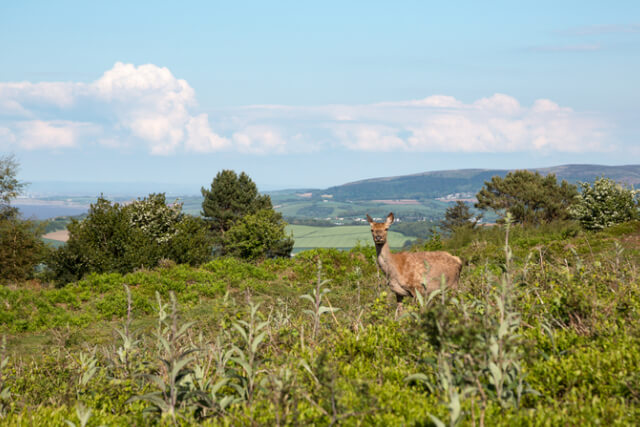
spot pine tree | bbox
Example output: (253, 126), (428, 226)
(201, 170), (293, 259)
(475, 170), (577, 225)
(201, 170), (272, 235)
(440, 201), (479, 234)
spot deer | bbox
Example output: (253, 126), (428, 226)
(367, 213), (462, 317)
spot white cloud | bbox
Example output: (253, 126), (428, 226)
(232, 126), (288, 154)
(0, 63), (610, 155)
(185, 114), (230, 152)
(14, 120), (97, 150)
(0, 62), (226, 154)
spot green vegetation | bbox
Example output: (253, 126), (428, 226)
(570, 176), (640, 230)
(2, 218), (640, 425)
(287, 224), (413, 252)
(475, 170), (577, 224)
(440, 200), (480, 235)
(202, 170), (293, 258)
(0, 155), (47, 284)
(323, 164), (640, 201)
(4, 161), (640, 424)
(48, 194), (213, 284)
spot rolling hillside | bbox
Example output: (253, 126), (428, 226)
(321, 164), (640, 201)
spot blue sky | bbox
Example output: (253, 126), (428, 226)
(1, 1), (639, 192)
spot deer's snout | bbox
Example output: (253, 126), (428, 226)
(372, 233), (386, 244)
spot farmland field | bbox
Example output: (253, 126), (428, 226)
(287, 224), (414, 252)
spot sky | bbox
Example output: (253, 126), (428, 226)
(1, 0), (639, 193)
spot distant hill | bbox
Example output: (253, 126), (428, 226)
(321, 164), (640, 201)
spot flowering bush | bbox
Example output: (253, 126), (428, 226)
(570, 177), (639, 230)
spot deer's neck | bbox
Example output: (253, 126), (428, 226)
(375, 243), (398, 278)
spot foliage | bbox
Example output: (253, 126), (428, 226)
(475, 170), (577, 224)
(49, 194), (213, 283)
(570, 176), (639, 230)
(222, 208), (294, 260)
(128, 193), (182, 244)
(0, 217), (48, 284)
(201, 170), (292, 259)
(0, 154), (25, 219)
(2, 214), (640, 425)
(201, 170), (272, 236)
(440, 201), (480, 235)
(0, 155), (47, 284)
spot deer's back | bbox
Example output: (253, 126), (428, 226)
(391, 250), (462, 294)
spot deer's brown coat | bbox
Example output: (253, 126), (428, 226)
(367, 213), (462, 304)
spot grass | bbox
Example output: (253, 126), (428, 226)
(287, 224), (414, 250)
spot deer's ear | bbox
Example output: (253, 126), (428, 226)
(366, 214), (374, 224)
(385, 212), (395, 226)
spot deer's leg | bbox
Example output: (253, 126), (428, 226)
(395, 294), (404, 320)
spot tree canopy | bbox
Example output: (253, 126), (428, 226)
(0, 155), (46, 284)
(1, 154), (25, 219)
(475, 170), (577, 225)
(570, 176), (639, 230)
(201, 170), (293, 259)
(50, 194), (212, 283)
(201, 170), (272, 235)
(440, 201), (480, 234)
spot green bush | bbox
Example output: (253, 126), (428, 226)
(48, 194), (213, 284)
(570, 176), (639, 230)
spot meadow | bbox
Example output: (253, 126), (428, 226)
(287, 224), (413, 253)
(1, 220), (639, 425)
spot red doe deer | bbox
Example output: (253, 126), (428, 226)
(367, 213), (462, 316)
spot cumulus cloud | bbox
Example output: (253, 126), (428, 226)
(232, 93), (607, 154)
(0, 63), (609, 155)
(0, 62), (226, 154)
(15, 120), (99, 150)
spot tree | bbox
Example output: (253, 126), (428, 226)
(201, 170), (271, 235)
(1, 154), (25, 220)
(0, 217), (47, 284)
(570, 176), (639, 230)
(0, 155), (46, 284)
(50, 194), (213, 283)
(475, 170), (577, 225)
(201, 170), (292, 259)
(440, 201), (480, 234)
(222, 209), (294, 260)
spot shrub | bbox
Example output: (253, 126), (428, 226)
(570, 176), (639, 230)
(49, 194), (213, 284)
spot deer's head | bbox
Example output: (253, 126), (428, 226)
(366, 213), (394, 245)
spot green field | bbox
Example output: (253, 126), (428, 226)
(287, 224), (413, 252)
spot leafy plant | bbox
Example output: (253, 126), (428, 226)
(127, 292), (198, 422)
(300, 260), (340, 344)
(570, 176), (639, 230)
(228, 300), (269, 406)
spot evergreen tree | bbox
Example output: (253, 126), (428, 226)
(475, 170), (577, 225)
(440, 201), (480, 234)
(201, 170), (293, 259)
(201, 170), (271, 235)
